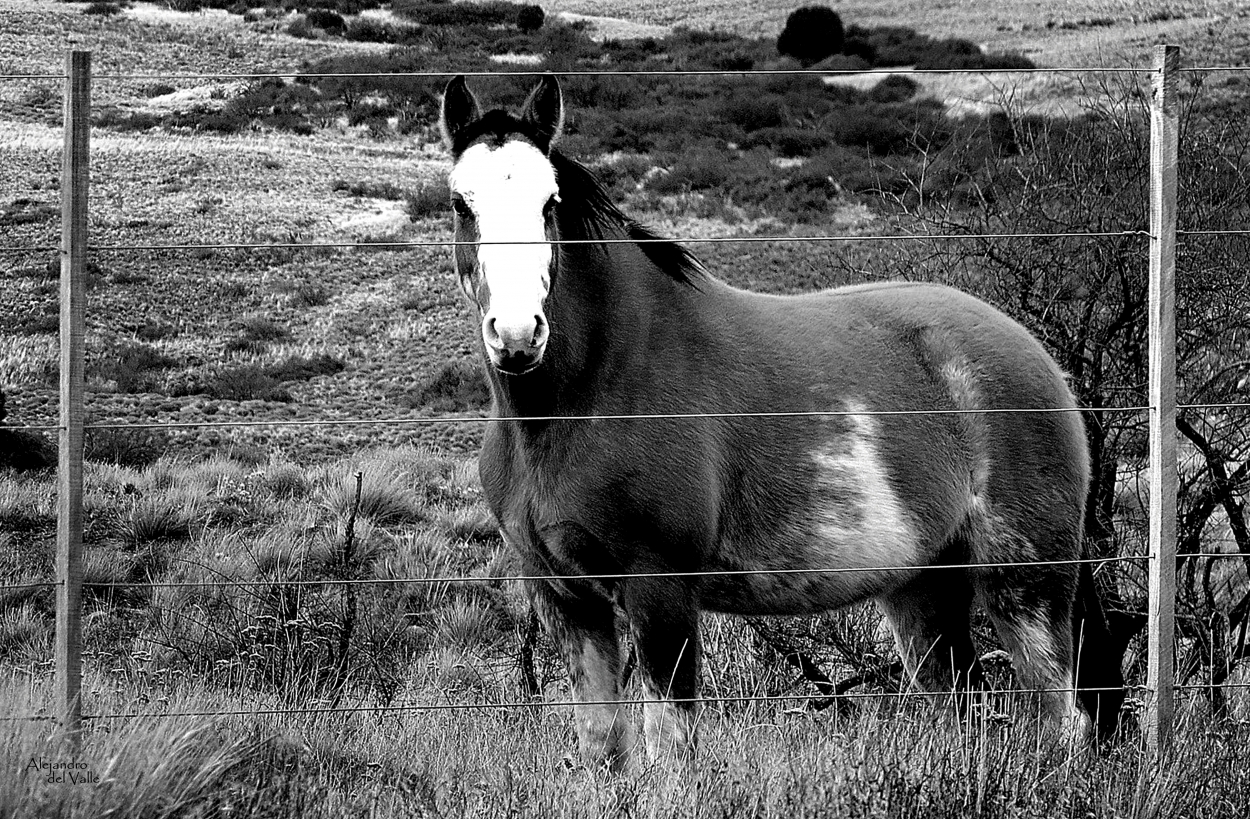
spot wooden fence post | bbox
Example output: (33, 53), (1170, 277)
(57, 49), (90, 748)
(1145, 43), (1179, 756)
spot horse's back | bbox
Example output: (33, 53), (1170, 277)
(697, 280), (1090, 611)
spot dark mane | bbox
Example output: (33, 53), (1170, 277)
(549, 151), (707, 288)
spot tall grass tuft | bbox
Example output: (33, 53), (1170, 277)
(318, 469), (424, 526)
(1, 700), (264, 818)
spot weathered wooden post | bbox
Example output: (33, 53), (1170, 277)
(1145, 43), (1179, 755)
(57, 49), (90, 748)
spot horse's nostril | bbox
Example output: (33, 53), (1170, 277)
(532, 315), (549, 346)
(483, 316), (501, 345)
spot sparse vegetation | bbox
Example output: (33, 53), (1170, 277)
(403, 359), (490, 413)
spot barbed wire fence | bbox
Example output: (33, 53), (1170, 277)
(2, 44), (1248, 758)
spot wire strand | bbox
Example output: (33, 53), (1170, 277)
(0, 581), (59, 592)
(81, 230), (1147, 253)
(5, 405), (1151, 433)
(87, 66), (1156, 82)
(56, 555), (1147, 592)
(18, 552), (1250, 597)
(13, 683), (1249, 724)
(78, 685), (1140, 722)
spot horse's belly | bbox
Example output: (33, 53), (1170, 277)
(700, 529), (923, 616)
(700, 406), (948, 616)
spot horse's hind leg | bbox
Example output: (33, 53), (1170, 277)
(619, 576), (700, 764)
(974, 537), (1088, 739)
(527, 578), (635, 771)
(877, 567), (984, 707)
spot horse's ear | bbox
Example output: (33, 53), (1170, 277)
(440, 76), (481, 153)
(520, 74), (564, 153)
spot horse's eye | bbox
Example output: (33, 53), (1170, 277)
(543, 193), (561, 219)
(451, 196), (472, 218)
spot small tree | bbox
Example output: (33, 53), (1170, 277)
(777, 5), (844, 67)
(517, 4), (545, 33)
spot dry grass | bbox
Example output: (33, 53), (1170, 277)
(1, 675), (1247, 818)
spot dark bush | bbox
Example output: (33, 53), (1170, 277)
(344, 18), (420, 43)
(0, 390), (54, 472)
(264, 354), (345, 382)
(224, 317), (289, 354)
(84, 2), (124, 17)
(517, 4), (544, 33)
(829, 103), (944, 155)
(869, 75), (920, 103)
(777, 5), (845, 67)
(785, 145), (889, 195)
(648, 153), (732, 194)
(406, 359), (490, 413)
(135, 321), (177, 341)
(275, 281), (331, 308)
(85, 428), (170, 468)
(842, 36), (877, 65)
(90, 342), (180, 394)
(718, 94), (786, 132)
(407, 180), (452, 221)
(305, 9), (347, 32)
(202, 366), (292, 402)
(740, 127), (829, 157)
(393, 0), (518, 27)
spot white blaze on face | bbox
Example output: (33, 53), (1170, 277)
(449, 140), (558, 362)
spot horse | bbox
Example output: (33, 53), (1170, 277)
(438, 74), (1125, 770)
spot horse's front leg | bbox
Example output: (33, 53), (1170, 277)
(620, 576), (700, 764)
(526, 578), (635, 772)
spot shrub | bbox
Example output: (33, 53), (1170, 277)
(225, 316), (290, 353)
(829, 104), (933, 155)
(0, 390), (54, 472)
(786, 145), (887, 195)
(842, 36), (877, 65)
(393, 0), (518, 27)
(319, 469), (424, 525)
(83, 2), (124, 16)
(333, 179), (406, 200)
(869, 75), (920, 103)
(517, 4), (544, 33)
(90, 341), (180, 394)
(406, 180), (452, 221)
(740, 126), (829, 157)
(275, 281), (331, 308)
(200, 366), (292, 403)
(264, 354), (346, 383)
(344, 18), (419, 44)
(777, 5), (844, 67)
(84, 428), (170, 468)
(718, 94), (786, 132)
(648, 151), (735, 193)
(305, 8), (346, 32)
(405, 359), (490, 413)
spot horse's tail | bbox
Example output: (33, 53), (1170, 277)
(1073, 557), (1127, 741)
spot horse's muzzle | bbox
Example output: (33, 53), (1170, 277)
(483, 313), (549, 375)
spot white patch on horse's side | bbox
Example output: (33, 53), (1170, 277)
(809, 403), (918, 569)
(449, 140), (558, 335)
(939, 356), (991, 498)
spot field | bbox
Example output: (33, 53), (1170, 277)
(2, 0), (1250, 816)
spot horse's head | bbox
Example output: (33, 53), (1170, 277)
(440, 75), (564, 376)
